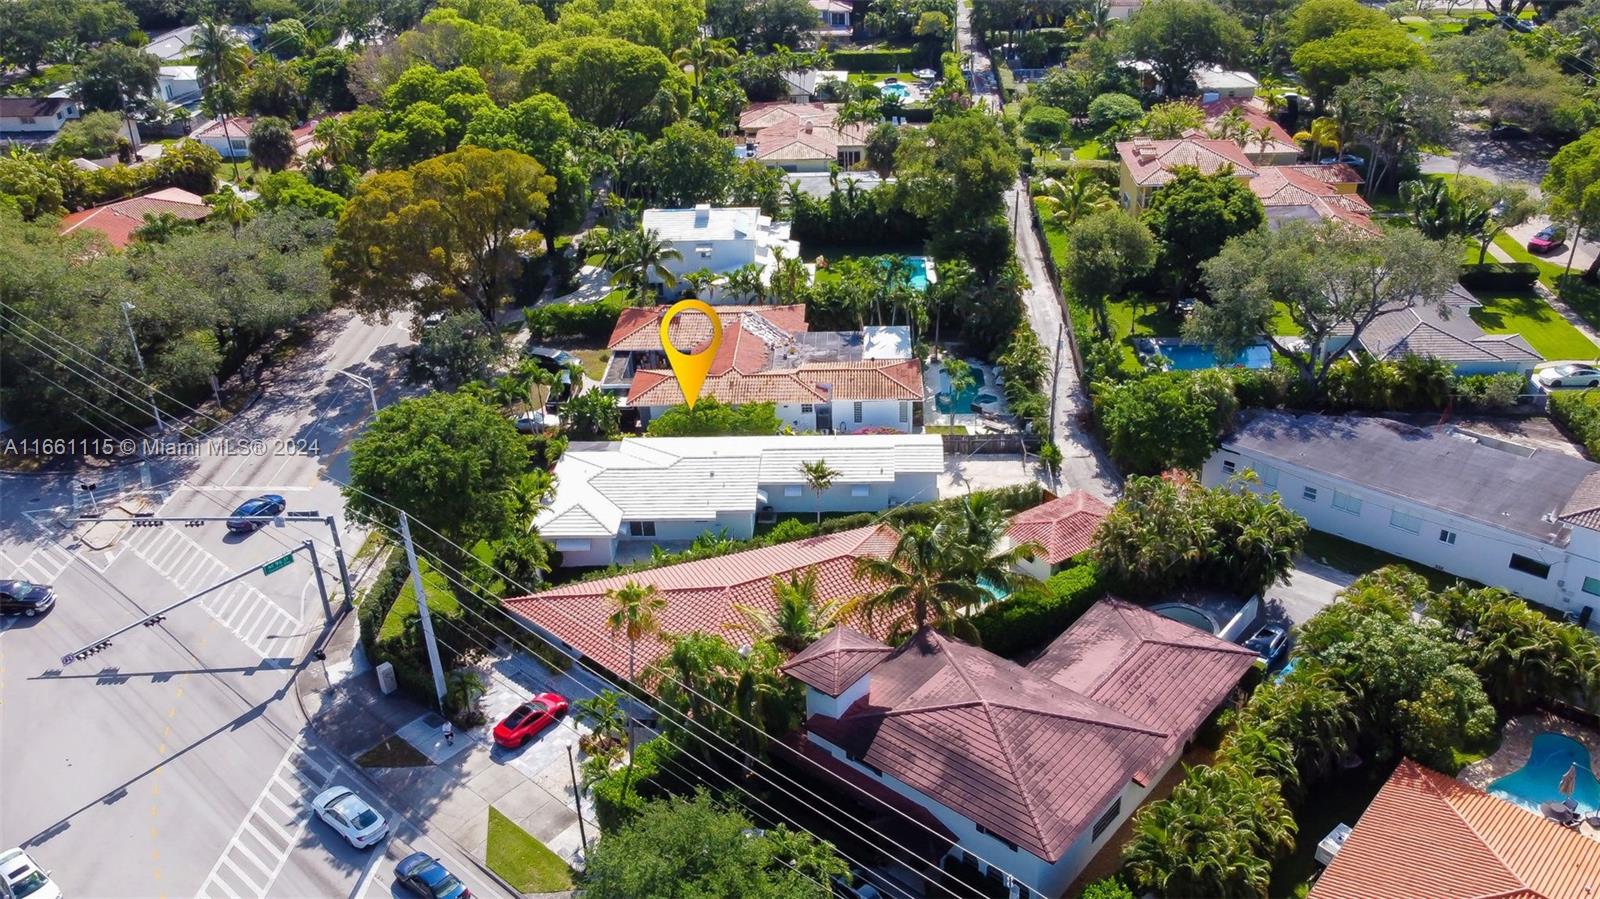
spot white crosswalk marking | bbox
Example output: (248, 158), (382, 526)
(13, 540), (74, 584)
(196, 743), (339, 899)
(125, 527), (307, 658)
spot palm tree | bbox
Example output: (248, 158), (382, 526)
(573, 690), (629, 756)
(193, 19), (251, 181)
(443, 669), (487, 720)
(771, 251), (808, 303)
(606, 579), (665, 773)
(671, 37), (737, 103)
(799, 459), (840, 523)
(1308, 115), (1345, 160)
(942, 357), (975, 426)
(1075, 0), (1112, 39)
(205, 188), (253, 237)
(723, 263), (767, 302)
(1251, 125), (1277, 157)
(732, 569), (845, 653)
(1209, 106), (1251, 147)
(608, 228), (683, 299)
(133, 212), (193, 245)
(1033, 171), (1114, 229)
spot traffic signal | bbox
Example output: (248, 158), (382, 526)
(142, 615), (166, 627)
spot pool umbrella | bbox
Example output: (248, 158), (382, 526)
(1560, 762), (1579, 809)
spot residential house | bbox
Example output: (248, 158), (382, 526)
(0, 97), (80, 145)
(1204, 411), (1600, 629)
(193, 116), (321, 161)
(603, 304), (923, 432)
(1117, 137), (1373, 231)
(57, 187), (211, 249)
(144, 23), (259, 62)
(737, 103), (870, 173)
(1310, 758), (1600, 898)
(1327, 282), (1541, 375)
(157, 66), (203, 106)
(810, 0), (853, 34)
(531, 435), (943, 567)
(1195, 97), (1300, 165)
(784, 599), (1258, 898)
(1192, 67), (1260, 100)
(1107, 0), (1145, 19)
(1005, 490), (1111, 580)
(641, 205), (804, 300)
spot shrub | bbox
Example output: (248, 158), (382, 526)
(1081, 876), (1135, 899)
(1459, 261), (1539, 291)
(968, 563), (1102, 657)
(356, 546), (409, 656)
(830, 49), (917, 70)
(1552, 388), (1600, 456)
(591, 735), (684, 829)
(1022, 105), (1072, 144)
(523, 291), (629, 340)
(1456, 372), (1524, 410)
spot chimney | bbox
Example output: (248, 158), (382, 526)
(803, 122), (813, 134)
(1133, 139), (1157, 163)
(693, 203), (711, 226)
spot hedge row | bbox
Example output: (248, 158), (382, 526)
(969, 562), (1102, 658)
(814, 482), (1046, 534)
(831, 49), (917, 70)
(1459, 261), (1540, 291)
(1552, 388), (1600, 457)
(591, 735), (683, 829)
(523, 291), (629, 341)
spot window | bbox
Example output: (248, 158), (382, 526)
(230, 138), (246, 149)
(783, 485), (803, 497)
(1390, 509), (1422, 535)
(899, 401), (909, 422)
(976, 824), (1020, 853)
(1092, 799), (1123, 841)
(19, 116), (35, 124)
(851, 485), (869, 497)
(554, 539), (591, 552)
(800, 403), (813, 413)
(1583, 576), (1600, 597)
(1509, 553), (1551, 579)
(1439, 529), (1457, 545)
(1221, 459), (1237, 474)
(1302, 486), (1318, 502)
(626, 521), (656, 537)
(1257, 465), (1278, 488)
(1332, 491), (1362, 515)
(853, 402), (864, 423)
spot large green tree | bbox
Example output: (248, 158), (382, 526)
(521, 37), (689, 132)
(344, 391), (532, 559)
(77, 42), (159, 115)
(1291, 25), (1426, 108)
(248, 116), (296, 172)
(894, 111), (1019, 232)
(644, 121), (736, 207)
(1141, 166), (1265, 301)
(329, 145), (555, 327)
(1119, 0), (1248, 95)
(1544, 127), (1600, 283)
(1062, 210), (1158, 338)
(1094, 370), (1234, 476)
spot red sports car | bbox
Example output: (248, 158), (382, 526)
(492, 693), (568, 749)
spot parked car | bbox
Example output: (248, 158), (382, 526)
(226, 494), (286, 533)
(525, 346), (579, 371)
(1491, 122), (1531, 140)
(395, 852), (469, 899)
(1528, 225), (1568, 254)
(0, 580), (55, 617)
(513, 410), (562, 434)
(1536, 363), (1600, 389)
(1243, 624), (1289, 665)
(0, 848), (60, 899)
(492, 693), (569, 749)
(1319, 153), (1365, 168)
(311, 786), (388, 849)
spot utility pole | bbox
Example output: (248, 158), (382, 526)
(324, 515), (356, 611)
(567, 745), (589, 861)
(398, 512), (448, 712)
(334, 368), (379, 415)
(120, 302), (164, 433)
(304, 539), (332, 624)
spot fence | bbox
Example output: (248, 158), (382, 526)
(940, 433), (1042, 455)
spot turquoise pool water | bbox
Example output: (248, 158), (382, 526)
(933, 373), (1001, 414)
(879, 81), (912, 101)
(881, 256), (930, 291)
(977, 576), (1009, 604)
(1488, 732), (1600, 814)
(1159, 343), (1273, 371)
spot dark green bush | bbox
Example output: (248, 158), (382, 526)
(830, 49), (917, 70)
(592, 735), (684, 829)
(969, 562), (1102, 657)
(1552, 389), (1600, 457)
(356, 546), (408, 656)
(523, 291), (629, 340)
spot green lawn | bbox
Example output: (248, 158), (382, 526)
(1468, 288), (1599, 360)
(486, 807), (574, 893)
(572, 348), (610, 381)
(1301, 530), (1467, 593)
(925, 424), (968, 434)
(1492, 231), (1572, 288)
(377, 557), (459, 642)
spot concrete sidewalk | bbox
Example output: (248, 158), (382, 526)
(296, 613), (591, 897)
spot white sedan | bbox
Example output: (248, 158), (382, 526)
(1535, 363), (1600, 390)
(311, 786), (389, 849)
(0, 847), (61, 899)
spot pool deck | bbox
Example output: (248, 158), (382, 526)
(1459, 712), (1600, 841)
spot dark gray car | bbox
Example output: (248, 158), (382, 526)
(0, 581), (55, 617)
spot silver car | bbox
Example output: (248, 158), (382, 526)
(311, 787), (388, 849)
(1536, 363), (1600, 390)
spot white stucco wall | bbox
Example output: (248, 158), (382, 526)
(1, 102), (78, 134)
(551, 537), (615, 568)
(1203, 447), (1600, 629)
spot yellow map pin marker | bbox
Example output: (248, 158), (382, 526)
(659, 299), (722, 409)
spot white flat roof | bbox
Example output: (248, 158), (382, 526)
(1193, 67), (1260, 91)
(862, 326), (913, 360)
(643, 206), (765, 242)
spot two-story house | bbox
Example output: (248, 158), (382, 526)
(641, 205), (805, 299)
(736, 103), (870, 173)
(1205, 411), (1600, 630)
(0, 97), (80, 146)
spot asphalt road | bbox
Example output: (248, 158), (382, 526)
(0, 309), (510, 899)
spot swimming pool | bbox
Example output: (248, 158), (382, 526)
(1157, 342), (1273, 371)
(1149, 602), (1220, 634)
(881, 255), (932, 291)
(1488, 732), (1600, 814)
(878, 81), (912, 101)
(935, 383), (1001, 415)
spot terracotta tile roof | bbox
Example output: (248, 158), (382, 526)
(625, 359), (923, 406)
(792, 738), (958, 846)
(1117, 138), (1257, 188)
(1004, 491), (1111, 565)
(781, 626), (893, 696)
(805, 628), (1170, 862)
(58, 187), (211, 249)
(1310, 759), (1600, 899)
(1282, 162), (1364, 187)
(1250, 167), (1379, 234)
(607, 304), (809, 353)
(1560, 471), (1600, 530)
(1026, 598), (1259, 756)
(1200, 97), (1297, 147)
(737, 103), (869, 163)
(504, 525), (900, 675)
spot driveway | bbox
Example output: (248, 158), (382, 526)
(1263, 556), (1354, 628)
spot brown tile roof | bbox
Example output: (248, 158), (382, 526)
(805, 628), (1170, 861)
(737, 103), (869, 163)
(58, 187), (211, 249)
(1310, 759), (1600, 899)
(625, 359), (924, 406)
(607, 305), (809, 353)
(503, 525), (899, 675)
(792, 737), (958, 846)
(1118, 137), (1258, 187)
(1560, 471), (1600, 530)
(1004, 491), (1111, 565)
(1250, 166), (1380, 234)
(1026, 598), (1259, 756)
(1200, 97), (1297, 147)
(781, 626), (893, 696)
(1282, 162), (1364, 187)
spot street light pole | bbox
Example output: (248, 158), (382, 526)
(333, 368), (379, 416)
(398, 512), (448, 713)
(120, 302), (164, 432)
